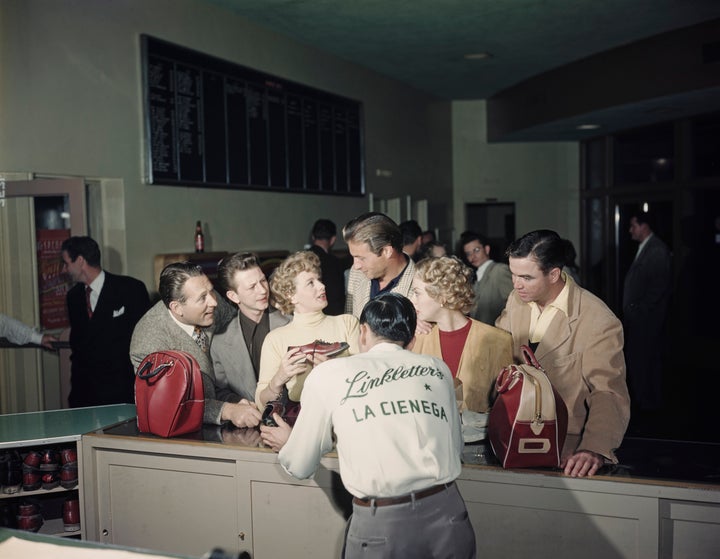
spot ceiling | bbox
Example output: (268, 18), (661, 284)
(207, 0), (720, 140)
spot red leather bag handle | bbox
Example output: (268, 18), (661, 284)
(520, 344), (543, 370)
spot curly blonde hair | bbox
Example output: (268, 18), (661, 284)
(414, 256), (475, 313)
(270, 251), (322, 314)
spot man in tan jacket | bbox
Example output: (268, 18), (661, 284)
(496, 229), (630, 478)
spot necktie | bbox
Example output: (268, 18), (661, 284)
(85, 286), (93, 318)
(193, 326), (209, 353)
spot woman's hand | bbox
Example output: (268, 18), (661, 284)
(275, 348), (309, 384)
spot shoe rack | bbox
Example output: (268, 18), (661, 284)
(0, 442), (83, 538)
(0, 404), (139, 541)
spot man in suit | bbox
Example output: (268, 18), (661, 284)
(623, 211), (672, 411)
(496, 230), (630, 478)
(461, 231), (513, 326)
(308, 219), (346, 315)
(343, 212), (416, 318)
(130, 262), (261, 428)
(61, 236), (150, 407)
(211, 252), (290, 401)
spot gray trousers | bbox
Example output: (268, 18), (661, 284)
(343, 482), (476, 559)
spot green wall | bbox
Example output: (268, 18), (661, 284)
(1, 1), (579, 291)
(0, 0), (452, 289)
(452, 100), (580, 249)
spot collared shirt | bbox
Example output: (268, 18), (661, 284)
(279, 342), (462, 499)
(370, 256), (409, 300)
(528, 272), (571, 344)
(475, 259), (493, 283)
(168, 309), (212, 343)
(86, 270), (106, 312)
(238, 310), (270, 379)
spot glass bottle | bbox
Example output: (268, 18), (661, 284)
(194, 221), (204, 253)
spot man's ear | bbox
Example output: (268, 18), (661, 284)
(548, 267), (562, 284)
(358, 323), (369, 349)
(226, 290), (240, 305)
(168, 300), (182, 317)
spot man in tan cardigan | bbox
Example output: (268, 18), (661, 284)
(496, 230), (630, 478)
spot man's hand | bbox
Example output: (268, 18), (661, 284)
(260, 414), (292, 452)
(40, 334), (59, 349)
(560, 450), (605, 477)
(221, 400), (262, 428)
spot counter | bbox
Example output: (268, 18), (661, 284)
(82, 420), (720, 559)
(0, 404), (137, 449)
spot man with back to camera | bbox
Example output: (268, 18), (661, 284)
(308, 219), (346, 315)
(623, 210), (672, 412)
(496, 229), (631, 477)
(61, 236), (150, 407)
(130, 261), (261, 428)
(210, 252), (291, 402)
(461, 231), (513, 326)
(343, 212), (416, 318)
(262, 293), (476, 558)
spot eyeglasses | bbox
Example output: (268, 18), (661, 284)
(464, 247), (484, 258)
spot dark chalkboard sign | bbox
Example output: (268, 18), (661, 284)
(142, 35), (365, 195)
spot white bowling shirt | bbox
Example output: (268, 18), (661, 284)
(279, 342), (463, 498)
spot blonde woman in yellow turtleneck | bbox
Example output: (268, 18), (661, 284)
(256, 251), (359, 410)
(410, 256), (512, 413)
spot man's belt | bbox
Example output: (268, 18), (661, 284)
(352, 481), (454, 508)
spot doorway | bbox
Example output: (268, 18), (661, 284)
(0, 177), (85, 412)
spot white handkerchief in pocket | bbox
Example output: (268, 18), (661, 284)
(113, 306), (125, 318)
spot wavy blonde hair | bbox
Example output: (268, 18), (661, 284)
(270, 251), (322, 314)
(414, 256), (475, 313)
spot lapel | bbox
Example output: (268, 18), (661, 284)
(232, 314), (253, 368)
(91, 273), (112, 321)
(478, 261), (495, 286)
(630, 235), (655, 271)
(534, 282), (578, 362)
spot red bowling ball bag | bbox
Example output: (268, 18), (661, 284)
(135, 351), (204, 437)
(488, 345), (568, 468)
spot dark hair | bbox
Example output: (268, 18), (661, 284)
(631, 209), (655, 230)
(343, 212), (403, 255)
(506, 230), (565, 274)
(159, 262), (206, 307)
(561, 238), (578, 267)
(399, 220), (422, 246)
(359, 293), (416, 348)
(61, 236), (101, 267)
(459, 230), (489, 247)
(311, 219), (337, 240)
(422, 230), (436, 243)
(218, 252), (261, 293)
(415, 241), (445, 261)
